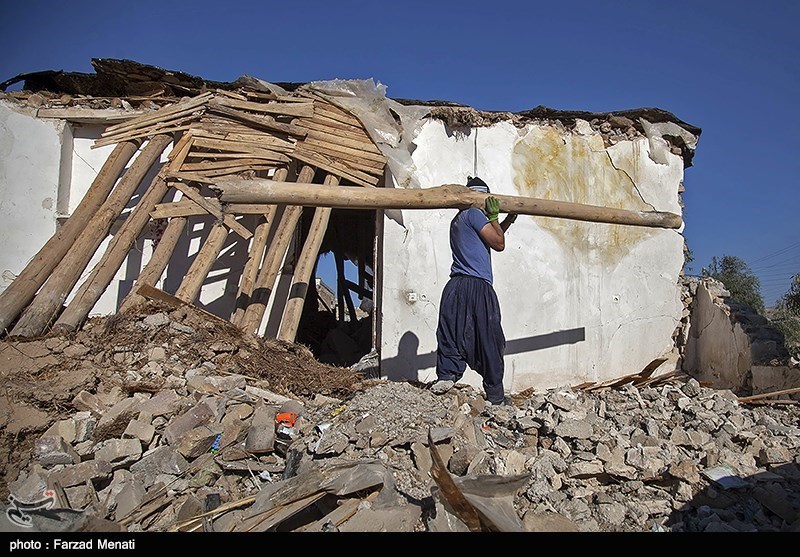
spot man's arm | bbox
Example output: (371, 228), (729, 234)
(478, 197), (516, 251)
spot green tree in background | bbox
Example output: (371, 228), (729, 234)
(771, 273), (800, 360)
(702, 255), (765, 314)
(785, 273), (800, 314)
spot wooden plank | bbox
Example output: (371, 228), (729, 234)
(182, 158), (282, 172)
(97, 106), (204, 144)
(277, 174), (339, 342)
(172, 181), (252, 239)
(313, 102), (363, 128)
(52, 176), (173, 333)
(241, 492), (326, 532)
(171, 182), (224, 216)
(151, 199), (208, 219)
(10, 134), (173, 338)
(214, 89), (248, 101)
(190, 164), (276, 178)
(299, 124), (382, 154)
(240, 165), (315, 335)
(134, 283), (230, 326)
(295, 491), (380, 532)
(190, 137), (291, 162)
(304, 114), (366, 135)
(212, 180), (684, 229)
(300, 139), (387, 173)
(302, 136), (386, 165)
(428, 429), (483, 531)
(175, 221), (229, 303)
(184, 151), (291, 162)
(166, 170), (216, 183)
(738, 387), (800, 403)
(0, 140), (140, 334)
(293, 148), (379, 187)
(94, 116), (196, 148)
(206, 102), (306, 137)
(36, 108), (145, 124)
(167, 132), (194, 162)
(120, 216), (188, 312)
(216, 96), (314, 118)
(189, 129), (296, 152)
(102, 92), (212, 135)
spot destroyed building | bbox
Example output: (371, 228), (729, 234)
(0, 58), (796, 402)
(1, 59), (799, 534)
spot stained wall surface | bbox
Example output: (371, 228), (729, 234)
(380, 118), (687, 393)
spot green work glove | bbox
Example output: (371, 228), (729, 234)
(485, 196), (500, 222)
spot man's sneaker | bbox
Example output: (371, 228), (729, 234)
(486, 396), (513, 407)
(430, 380), (455, 395)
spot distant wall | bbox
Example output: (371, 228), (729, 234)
(683, 277), (799, 396)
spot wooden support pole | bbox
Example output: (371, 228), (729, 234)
(174, 221), (229, 304)
(0, 140), (141, 335)
(119, 216), (188, 312)
(51, 177), (173, 333)
(231, 168), (288, 326)
(240, 166), (315, 336)
(277, 174), (339, 342)
(10, 134), (173, 338)
(212, 180), (684, 230)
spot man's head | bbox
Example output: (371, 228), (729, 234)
(466, 176), (490, 194)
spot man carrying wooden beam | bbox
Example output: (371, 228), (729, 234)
(431, 177), (518, 406)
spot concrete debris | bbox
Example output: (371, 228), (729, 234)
(1, 304), (799, 533)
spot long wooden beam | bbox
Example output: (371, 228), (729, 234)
(10, 134), (173, 337)
(277, 173), (339, 342)
(212, 179), (683, 230)
(240, 166), (315, 336)
(0, 140), (141, 334)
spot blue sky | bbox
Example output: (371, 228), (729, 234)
(1, 0), (797, 306)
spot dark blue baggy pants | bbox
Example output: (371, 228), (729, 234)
(435, 274), (506, 403)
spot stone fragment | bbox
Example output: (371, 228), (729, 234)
(94, 438), (142, 468)
(48, 460), (113, 488)
(177, 425), (224, 459)
(163, 401), (214, 446)
(34, 435), (80, 468)
(138, 389), (180, 417)
(123, 419), (155, 445)
(114, 480), (146, 521)
(245, 404), (277, 454)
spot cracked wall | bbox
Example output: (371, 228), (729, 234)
(380, 118), (686, 393)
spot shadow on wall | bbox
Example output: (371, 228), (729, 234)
(383, 327), (586, 382)
(115, 214), (250, 318)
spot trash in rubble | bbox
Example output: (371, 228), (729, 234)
(332, 404), (346, 417)
(210, 433), (222, 454)
(276, 412), (299, 439)
(701, 464), (751, 490)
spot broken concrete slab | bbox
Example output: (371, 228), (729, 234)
(94, 438), (142, 467)
(48, 459), (113, 488)
(176, 424), (223, 459)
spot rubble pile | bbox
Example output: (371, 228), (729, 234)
(1, 303), (798, 533)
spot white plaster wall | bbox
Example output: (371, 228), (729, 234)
(0, 102), (64, 294)
(381, 118), (687, 393)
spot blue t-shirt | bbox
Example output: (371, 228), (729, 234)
(449, 207), (493, 284)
